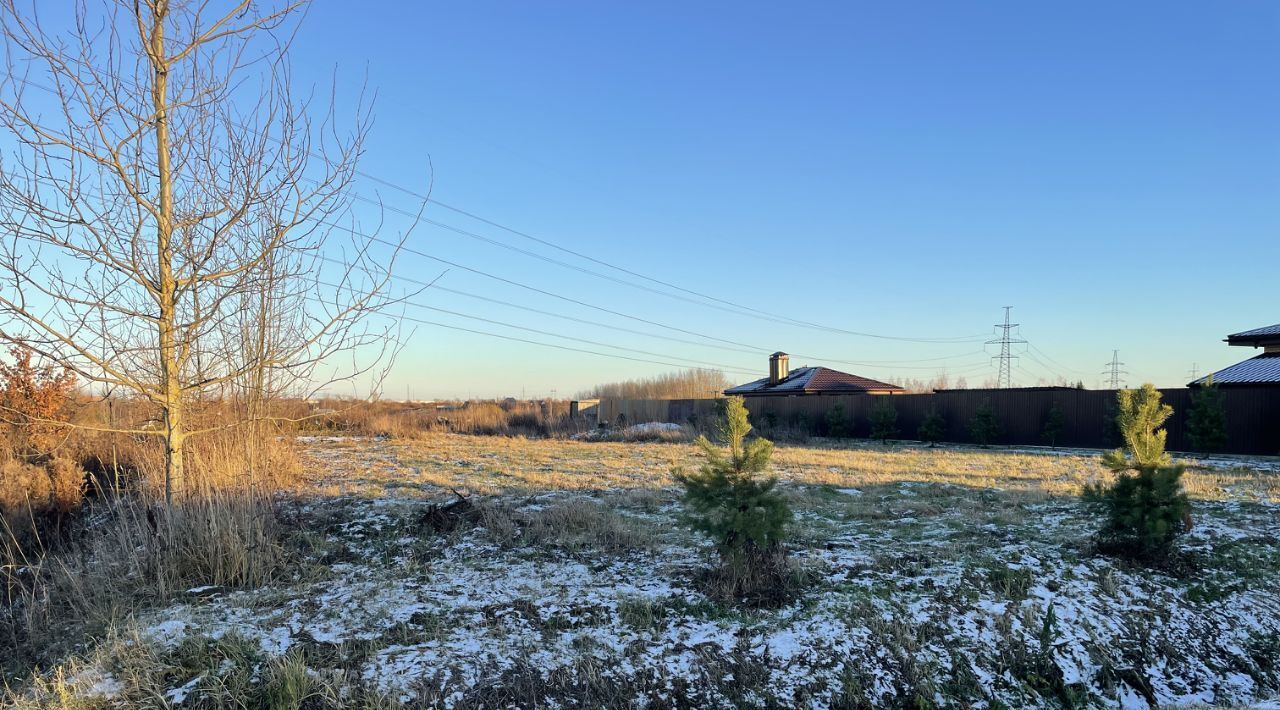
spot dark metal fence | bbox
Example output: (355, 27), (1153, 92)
(598, 387), (1280, 455)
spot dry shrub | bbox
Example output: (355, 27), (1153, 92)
(2, 488), (284, 678)
(160, 491), (284, 590)
(1, 400), (298, 677)
(304, 398), (582, 439)
(0, 346), (77, 456)
(47, 457), (86, 515)
(0, 457), (87, 545)
(63, 415), (302, 498)
(0, 459), (49, 513)
(520, 502), (651, 554)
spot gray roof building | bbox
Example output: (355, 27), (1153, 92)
(1191, 323), (1280, 387)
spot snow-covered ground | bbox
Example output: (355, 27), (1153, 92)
(19, 437), (1280, 707)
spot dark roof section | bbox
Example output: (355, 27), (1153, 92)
(725, 366), (904, 396)
(1226, 323), (1280, 347)
(1190, 353), (1280, 386)
(933, 386), (1081, 393)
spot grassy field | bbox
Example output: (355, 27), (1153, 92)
(7, 434), (1280, 708)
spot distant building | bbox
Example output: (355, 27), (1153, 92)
(1190, 323), (1280, 387)
(725, 352), (904, 397)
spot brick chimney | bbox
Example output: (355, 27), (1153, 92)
(768, 352), (789, 385)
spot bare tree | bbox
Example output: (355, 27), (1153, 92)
(0, 0), (418, 504)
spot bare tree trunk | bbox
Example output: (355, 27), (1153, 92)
(0, 0), (418, 508)
(148, 2), (185, 504)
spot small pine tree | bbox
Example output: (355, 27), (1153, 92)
(824, 403), (850, 438)
(917, 408), (945, 446)
(674, 396), (792, 566)
(869, 397), (899, 443)
(968, 399), (1001, 447)
(1085, 384), (1190, 562)
(1186, 375), (1228, 453)
(1041, 401), (1066, 448)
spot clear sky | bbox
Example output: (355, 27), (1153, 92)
(59, 2), (1280, 398)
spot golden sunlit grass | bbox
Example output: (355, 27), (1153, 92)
(300, 433), (1280, 504)
(5, 432), (1278, 708)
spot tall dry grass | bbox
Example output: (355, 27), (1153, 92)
(301, 397), (586, 438)
(1, 395), (302, 685)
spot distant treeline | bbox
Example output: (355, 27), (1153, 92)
(578, 369), (733, 400)
(888, 373), (1085, 393)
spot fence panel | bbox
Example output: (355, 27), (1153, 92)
(597, 387), (1279, 455)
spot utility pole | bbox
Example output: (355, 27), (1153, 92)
(986, 306), (1026, 389)
(1102, 350), (1127, 389)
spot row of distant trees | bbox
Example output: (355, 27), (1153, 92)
(889, 374), (1088, 393)
(578, 369), (733, 400)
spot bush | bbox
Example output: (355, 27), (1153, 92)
(869, 398), (899, 443)
(824, 404), (850, 438)
(1186, 376), (1228, 453)
(1041, 401), (1066, 448)
(0, 456), (86, 544)
(0, 346), (76, 456)
(968, 400), (1001, 447)
(1085, 384), (1190, 562)
(673, 396), (792, 602)
(917, 408), (945, 446)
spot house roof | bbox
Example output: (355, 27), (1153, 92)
(1190, 353), (1280, 386)
(725, 366), (904, 396)
(1226, 323), (1280, 347)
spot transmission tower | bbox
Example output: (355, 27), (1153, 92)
(986, 306), (1027, 388)
(1102, 350), (1128, 389)
(1187, 363), (1200, 381)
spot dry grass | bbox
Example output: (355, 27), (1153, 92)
(305, 433), (1280, 504)
(4, 434), (1279, 707)
(300, 398), (587, 439)
(1, 417), (303, 685)
(2, 487), (286, 679)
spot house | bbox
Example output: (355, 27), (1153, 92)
(1190, 323), (1280, 387)
(725, 352), (904, 397)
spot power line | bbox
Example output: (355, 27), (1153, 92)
(346, 188), (989, 343)
(323, 281), (762, 375)
(6, 75), (990, 345)
(312, 239), (989, 371)
(369, 307), (761, 375)
(986, 306), (1027, 388)
(1019, 349), (1069, 384)
(1102, 350), (1128, 389)
(429, 281), (990, 369)
(1026, 341), (1091, 377)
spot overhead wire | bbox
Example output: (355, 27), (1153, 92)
(314, 253), (991, 372)
(312, 236), (988, 371)
(4, 76), (992, 345)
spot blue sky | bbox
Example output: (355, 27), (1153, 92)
(23, 1), (1280, 398)
(294, 1), (1279, 398)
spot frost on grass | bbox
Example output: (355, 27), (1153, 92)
(32, 439), (1280, 707)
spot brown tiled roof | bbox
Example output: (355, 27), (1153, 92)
(805, 367), (904, 393)
(725, 366), (904, 395)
